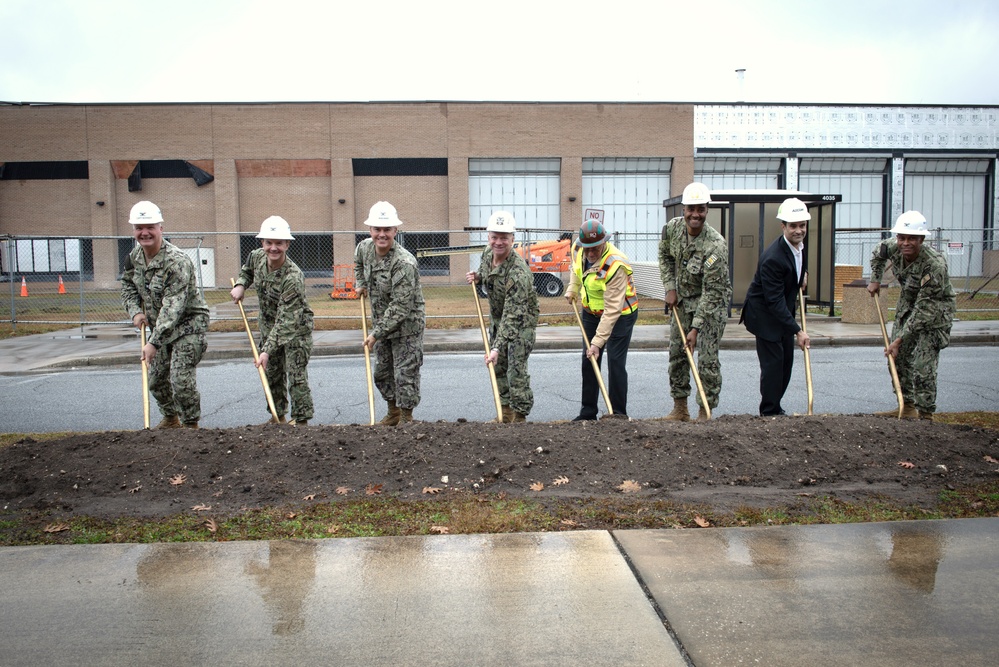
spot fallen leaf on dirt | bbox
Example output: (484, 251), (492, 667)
(191, 504), (212, 512)
(530, 481), (545, 491)
(617, 480), (641, 493)
(984, 455), (999, 464)
(560, 519), (579, 527)
(552, 475), (569, 486)
(303, 494), (316, 501)
(204, 519), (218, 533)
(430, 525), (450, 534)
(286, 512), (296, 519)
(335, 486), (351, 495)
(694, 515), (711, 528)
(43, 522), (70, 533)
(365, 483), (383, 496)
(169, 474), (187, 486)
(898, 461), (916, 469)
(422, 486), (441, 494)
(128, 485), (142, 494)
(327, 524), (340, 534)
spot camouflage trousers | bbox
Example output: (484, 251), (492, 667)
(892, 328), (948, 414)
(668, 308), (726, 409)
(148, 332), (207, 424)
(491, 325), (536, 416)
(262, 337), (314, 422)
(374, 331), (424, 410)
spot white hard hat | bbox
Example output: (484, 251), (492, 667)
(363, 201), (403, 227)
(129, 201), (163, 225)
(777, 198), (811, 223)
(681, 182), (711, 206)
(890, 210), (929, 236)
(486, 210), (516, 233)
(256, 215), (295, 241)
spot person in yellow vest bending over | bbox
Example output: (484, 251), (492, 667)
(564, 221), (639, 420)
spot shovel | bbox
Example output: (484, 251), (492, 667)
(359, 294), (376, 426)
(873, 291), (905, 419)
(799, 288), (813, 415)
(231, 279), (280, 422)
(472, 283), (505, 422)
(670, 305), (710, 420)
(140, 326), (150, 429)
(571, 300), (613, 416)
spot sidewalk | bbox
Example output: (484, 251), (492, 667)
(1, 520), (996, 666)
(1, 317), (997, 374)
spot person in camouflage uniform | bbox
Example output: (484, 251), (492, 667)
(121, 201), (209, 429)
(354, 201), (426, 425)
(465, 211), (540, 422)
(231, 216), (315, 426)
(868, 210), (956, 420)
(658, 183), (732, 421)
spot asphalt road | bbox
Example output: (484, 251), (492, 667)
(1, 347), (996, 433)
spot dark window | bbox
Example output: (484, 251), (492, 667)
(352, 158), (448, 176)
(0, 161), (88, 180)
(238, 234), (334, 278)
(352, 232), (450, 276)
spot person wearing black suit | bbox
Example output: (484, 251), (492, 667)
(740, 198), (812, 416)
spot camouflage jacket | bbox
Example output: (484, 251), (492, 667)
(658, 217), (732, 330)
(476, 248), (539, 350)
(234, 248), (315, 356)
(121, 240), (209, 348)
(354, 239), (426, 340)
(870, 239), (955, 339)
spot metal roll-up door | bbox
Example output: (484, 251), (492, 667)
(582, 158), (672, 262)
(905, 158), (990, 279)
(800, 157), (888, 268)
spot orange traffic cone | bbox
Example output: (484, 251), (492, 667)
(20, 276), (28, 297)
(58, 275), (66, 294)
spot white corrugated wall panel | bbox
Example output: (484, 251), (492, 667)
(800, 173), (885, 268)
(904, 173), (987, 278)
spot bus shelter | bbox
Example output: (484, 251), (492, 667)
(664, 190), (842, 315)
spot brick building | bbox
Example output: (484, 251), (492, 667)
(1, 101), (996, 290)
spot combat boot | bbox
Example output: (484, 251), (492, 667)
(398, 408), (414, 424)
(501, 406), (514, 423)
(664, 398), (690, 422)
(289, 419), (309, 426)
(874, 403), (918, 419)
(918, 411), (934, 422)
(155, 415), (182, 429)
(511, 411), (527, 423)
(380, 401), (401, 426)
(261, 415), (287, 425)
(695, 407), (711, 422)
(183, 421), (199, 429)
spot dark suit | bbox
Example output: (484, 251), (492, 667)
(740, 236), (804, 415)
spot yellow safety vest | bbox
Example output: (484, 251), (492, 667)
(574, 243), (638, 316)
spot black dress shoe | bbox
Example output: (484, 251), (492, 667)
(572, 414), (598, 421)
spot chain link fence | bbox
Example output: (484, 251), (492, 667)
(0, 230), (612, 328)
(3, 227), (996, 328)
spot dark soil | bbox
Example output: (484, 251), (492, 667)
(2, 415), (998, 520)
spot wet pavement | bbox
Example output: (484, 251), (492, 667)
(1, 317), (998, 374)
(1, 519), (996, 666)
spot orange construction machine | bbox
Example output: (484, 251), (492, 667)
(329, 264), (359, 299)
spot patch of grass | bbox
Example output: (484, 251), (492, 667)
(4, 483), (999, 547)
(932, 411), (999, 431)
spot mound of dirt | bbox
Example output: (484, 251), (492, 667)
(2, 415), (997, 520)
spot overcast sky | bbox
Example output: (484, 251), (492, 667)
(2, 0), (998, 106)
